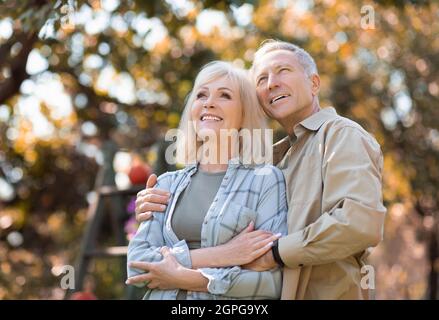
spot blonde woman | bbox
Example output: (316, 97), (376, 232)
(127, 61), (287, 300)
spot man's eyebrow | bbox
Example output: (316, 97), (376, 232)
(274, 62), (295, 69)
(256, 63), (295, 76)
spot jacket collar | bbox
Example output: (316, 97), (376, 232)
(297, 107), (337, 132)
(273, 107), (338, 164)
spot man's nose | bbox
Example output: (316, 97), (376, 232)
(267, 74), (280, 90)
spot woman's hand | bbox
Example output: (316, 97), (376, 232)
(217, 221), (282, 266)
(126, 247), (185, 290)
(242, 249), (278, 271)
(135, 174), (170, 222)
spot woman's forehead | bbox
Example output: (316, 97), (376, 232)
(198, 75), (239, 91)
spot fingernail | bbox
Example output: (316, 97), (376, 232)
(161, 205), (166, 210)
(125, 280), (130, 285)
(267, 241), (274, 247)
(275, 233), (282, 237)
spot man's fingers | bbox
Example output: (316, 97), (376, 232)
(144, 193), (169, 205)
(146, 174), (157, 188)
(137, 211), (153, 222)
(137, 188), (170, 198)
(128, 261), (152, 271)
(135, 202), (166, 222)
(139, 202), (167, 213)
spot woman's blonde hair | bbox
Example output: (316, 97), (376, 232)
(175, 61), (269, 166)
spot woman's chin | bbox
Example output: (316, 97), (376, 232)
(196, 127), (221, 140)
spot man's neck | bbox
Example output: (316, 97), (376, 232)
(282, 101), (320, 136)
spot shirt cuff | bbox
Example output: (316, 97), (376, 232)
(171, 240), (192, 269)
(278, 230), (307, 268)
(197, 267), (241, 295)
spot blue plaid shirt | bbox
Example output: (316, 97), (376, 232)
(127, 159), (288, 300)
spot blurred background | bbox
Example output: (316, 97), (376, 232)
(0, 0), (438, 300)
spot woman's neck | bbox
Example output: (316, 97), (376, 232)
(199, 163), (228, 173)
(199, 138), (236, 173)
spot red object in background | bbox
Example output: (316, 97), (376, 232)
(70, 291), (98, 300)
(128, 164), (151, 185)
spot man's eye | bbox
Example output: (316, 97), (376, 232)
(257, 77), (267, 85)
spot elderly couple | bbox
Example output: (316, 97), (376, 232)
(126, 40), (386, 300)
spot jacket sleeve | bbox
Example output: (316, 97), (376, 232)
(198, 167), (288, 299)
(126, 172), (192, 287)
(278, 126), (387, 268)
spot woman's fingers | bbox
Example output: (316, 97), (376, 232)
(253, 232), (282, 244)
(125, 273), (149, 285)
(235, 221), (254, 238)
(244, 229), (273, 239)
(251, 245), (273, 261)
(147, 281), (159, 289)
(128, 261), (152, 271)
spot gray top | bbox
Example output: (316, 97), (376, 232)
(172, 169), (226, 250)
(171, 169), (226, 300)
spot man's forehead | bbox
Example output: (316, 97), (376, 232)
(253, 49), (299, 74)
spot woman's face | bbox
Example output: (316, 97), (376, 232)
(191, 75), (243, 140)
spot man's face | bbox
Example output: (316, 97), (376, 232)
(253, 49), (317, 124)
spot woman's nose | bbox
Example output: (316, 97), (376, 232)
(203, 96), (216, 108)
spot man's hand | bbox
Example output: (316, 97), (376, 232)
(126, 247), (185, 290)
(135, 174), (170, 222)
(214, 221), (282, 266)
(242, 248), (278, 271)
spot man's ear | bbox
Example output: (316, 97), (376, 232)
(310, 74), (320, 96)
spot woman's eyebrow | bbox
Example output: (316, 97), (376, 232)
(217, 87), (233, 92)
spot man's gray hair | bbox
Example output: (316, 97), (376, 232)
(252, 40), (318, 77)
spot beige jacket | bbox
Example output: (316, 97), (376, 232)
(274, 107), (386, 300)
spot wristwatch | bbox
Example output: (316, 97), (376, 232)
(271, 239), (285, 267)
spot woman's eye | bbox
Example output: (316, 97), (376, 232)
(196, 92), (206, 99)
(280, 68), (289, 72)
(221, 92), (231, 99)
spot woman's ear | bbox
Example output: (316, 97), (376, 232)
(311, 74), (320, 96)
